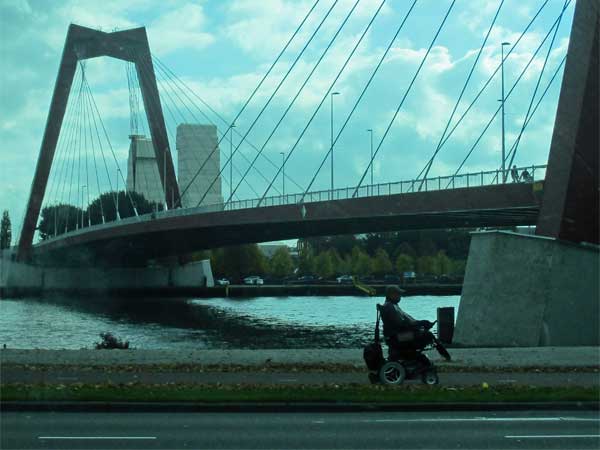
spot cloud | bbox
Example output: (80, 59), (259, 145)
(148, 3), (215, 55)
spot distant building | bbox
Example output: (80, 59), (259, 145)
(176, 124), (223, 208)
(126, 135), (165, 205)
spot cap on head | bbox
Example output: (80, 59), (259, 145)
(385, 285), (405, 301)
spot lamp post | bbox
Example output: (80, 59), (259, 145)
(81, 185), (87, 228)
(280, 152), (285, 197)
(330, 91), (340, 198)
(230, 123), (235, 205)
(116, 168), (120, 220)
(501, 41), (510, 182)
(367, 129), (373, 188)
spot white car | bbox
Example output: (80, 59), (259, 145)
(336, 275), (354, 284)
(216, 278), (230, 286)
(243, 276), (264, 285)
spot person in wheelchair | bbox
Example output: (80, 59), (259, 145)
(380, 285), (450, 360)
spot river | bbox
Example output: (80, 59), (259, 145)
(0, 295), (460, 349)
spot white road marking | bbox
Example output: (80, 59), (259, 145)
(38, 436), (157, 440)
(506, 435), (600, 439)
(362, 417), (599, 423)
(312, 420), (326, 424)
(278, 378), (299, 382)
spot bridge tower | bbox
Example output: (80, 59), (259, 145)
(17, 24), (180, 260)
(536, 0), (599, 244)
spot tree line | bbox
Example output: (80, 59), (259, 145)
(204, 229), (473, 281)
(37, 191), (164, 240)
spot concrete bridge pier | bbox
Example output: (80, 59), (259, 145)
(0, 251), (214, 297)
(454, 0), (599, 348)
(453, 231), (599, 347)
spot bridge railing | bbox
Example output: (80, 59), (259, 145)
(38, 165), (546, 244)
(246, 164), (547, 209)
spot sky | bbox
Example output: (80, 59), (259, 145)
(0, 0), (574, 242)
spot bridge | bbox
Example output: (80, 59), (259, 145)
(13, 0), (598, 268)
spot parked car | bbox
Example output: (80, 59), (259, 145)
(216, 278), (230, 286)
(336, 274), (354, 284)
(296, 275), (317, 284)
(243, 276), (264, 285)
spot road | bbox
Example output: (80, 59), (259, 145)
(2, 367), (599, 386)
(2, 410), (599, 449)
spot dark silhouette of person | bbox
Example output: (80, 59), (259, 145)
(510, 165), (520, 183)
(379, 285), (451, 360)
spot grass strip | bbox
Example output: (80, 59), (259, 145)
(2, 383), (598, 403)
(3, 363), (599, 374)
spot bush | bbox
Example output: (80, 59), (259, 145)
(95, 332), (130, 350)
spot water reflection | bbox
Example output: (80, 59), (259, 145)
(0, 295), (459, 350)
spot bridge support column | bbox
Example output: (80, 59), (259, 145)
(1, 253), (214, 297)
(454, 231), (599, 347)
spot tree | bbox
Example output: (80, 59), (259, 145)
(219, 244), (267, 280)
(372, 248), (393, 276)
(38, 204), (83, 240)
(416, 255), (436, 275)
(432, 250), (452, 276)
(87, 191), (162, 224)
(0, 210), (11, 249)
(297, 246), (315, 275)
(395, 253), (414, 274)
(314, 251), (335, 279)
(350, 246), (372, 277)
(269, 247), (294, 278)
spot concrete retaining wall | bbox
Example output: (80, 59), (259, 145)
(454, 231), (599, 347)
(1, 252), (214, 295)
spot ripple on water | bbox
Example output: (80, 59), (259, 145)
(0, 295), (460, 349)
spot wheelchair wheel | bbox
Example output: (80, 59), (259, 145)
(379, 361), (406, 385)
(421, 369), (439, 385)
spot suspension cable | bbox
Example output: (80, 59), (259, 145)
(193, 0), (341, 208)
(260, 0), (419, 206)
(152, 65), (247, 200)
(175, 0), (321, 207)
(227, 0), (370, 206)
(82, 77), (106, 224)
(351, 0), (456, 197)
(152, 56), (304, 192)
(506, 0), (568, 170)
(416, 0), (553, 175)
(145, 58), (256, 200)
(448, 6), (569, 186)
(82, 72), (139, 216)
(416, 0), (504, 189)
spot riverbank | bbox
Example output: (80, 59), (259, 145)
(0, 283), (461, 299)
(2, 347), (598, 370)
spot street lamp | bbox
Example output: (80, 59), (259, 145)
(330, 91), (340, 197)
(280, 152), (286, 197)
(501, 41), (511, 182)
(116, 168), (121, 220)
(81, 185), (87, 228)
(367, 129), (374, 188)
(230, 123), (235, 204)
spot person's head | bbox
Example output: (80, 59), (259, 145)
(512, 165), (517, 169)
(385, 285), (404, 304)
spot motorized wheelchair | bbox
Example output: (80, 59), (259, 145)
(363, 304), (451, 385)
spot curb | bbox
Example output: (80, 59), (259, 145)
(2, 401), (598, 413)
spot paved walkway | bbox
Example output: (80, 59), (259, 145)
(1, 347), (599, 369)
(2, 367), (599, 387)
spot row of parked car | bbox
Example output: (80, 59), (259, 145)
(215, 272), (458, 286)
(216, 276), (264, 286)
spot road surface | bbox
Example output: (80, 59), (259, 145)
(2, 410), (599, 449)
(2, 367), (598, 386)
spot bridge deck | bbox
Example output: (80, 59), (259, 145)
(34, 182), (543, 266)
